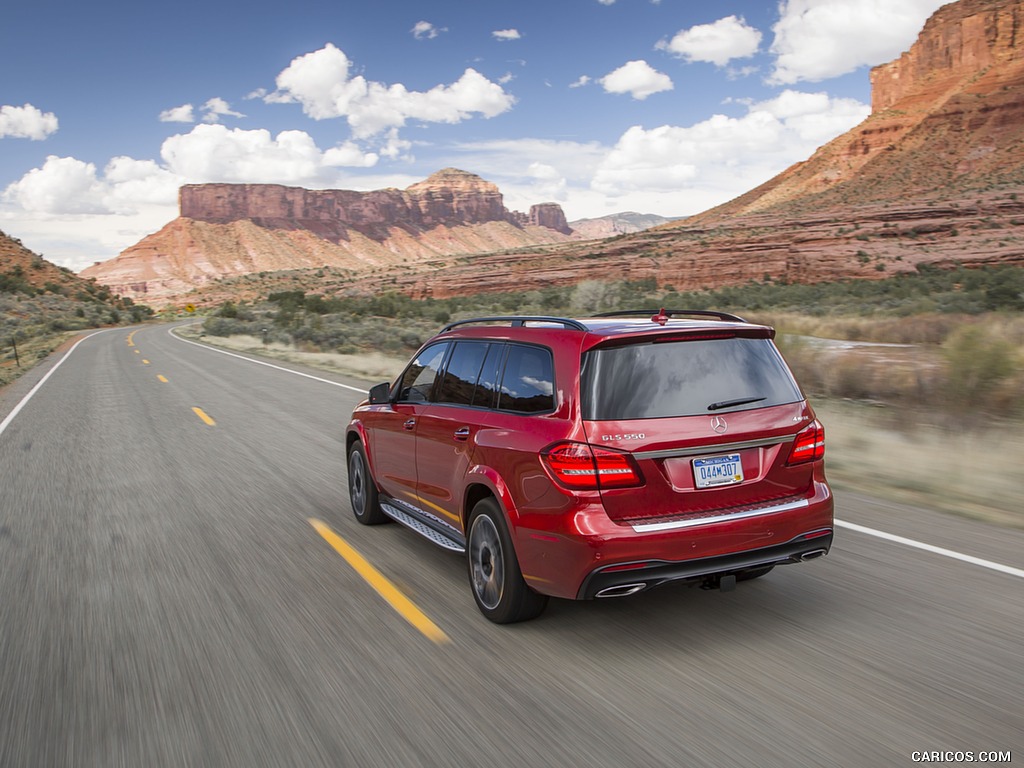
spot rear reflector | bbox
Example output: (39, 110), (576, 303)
(787, 421), (825, 465)
(541, 441), (643, 490)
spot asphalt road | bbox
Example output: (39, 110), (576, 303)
(0, 324), (1020, 768)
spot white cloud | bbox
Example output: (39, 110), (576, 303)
(159, 104), (194, 123)
(201, 98), (245, 123)
(0, 104), (59, 140)
(323, 141), (380, 168)
(101, 157), (182, 210)
(492, 29), (521, 41)
(600, 60), (673, 100)
(590, 90), (869, 213)
(769, 0), (949, 84)
(4, 156), (109, 214)
(378, 129), (412, 161)
(526, 162), (568, 202)
(658, 15), (762, 67)
(755, 89), (869, 143)
(2, 154), (180, 220)
(160, 124), (370, 182)
(412, 21), (445, 40)
(267, 44), (515, 139)
(569, 75), (591, 88)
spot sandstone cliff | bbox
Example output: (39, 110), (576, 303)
(360, 0), (1024, 300)
(689, 0), (1024, 223)
(81, 169), (576, 305)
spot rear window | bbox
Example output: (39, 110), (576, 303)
(580, 337), (802, 421)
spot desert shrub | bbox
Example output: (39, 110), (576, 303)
(941, 325), (1020, 415)
(570, 280), (620, 313)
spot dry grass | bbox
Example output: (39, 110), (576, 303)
(0, 331), (77, 387)
(180, 329), (402, 383)
(816, 399), (1024, 528)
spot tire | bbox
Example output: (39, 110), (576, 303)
(736, 565), (775, 582)
(348, 442), (387, 525)
(466, 498), (548, 624)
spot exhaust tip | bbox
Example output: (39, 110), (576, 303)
(798, 548), (828, 562)
(595, 583), (647, 598)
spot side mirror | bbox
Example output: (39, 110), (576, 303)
(368, 382), (391, 404)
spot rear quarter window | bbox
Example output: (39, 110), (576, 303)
(497, 344), (555, 413)
(581, 336), (802, 420)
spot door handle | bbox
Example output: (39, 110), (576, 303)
(453, 426), (470, 441)
(403, 419), (416, 430)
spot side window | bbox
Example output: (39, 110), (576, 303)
(497, 345), (555, 413)
(436, 342), (490, 406)
(471, 343), (505, 409)
(396, 343), (449, 403)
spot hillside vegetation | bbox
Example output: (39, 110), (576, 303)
(201, 263), (1024, 423)
(0, 230), (154, 387)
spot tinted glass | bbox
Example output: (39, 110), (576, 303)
(436, 342), (490, 406)
(396, 343), (449, 403)
(471, 343), (505, 409)
(581, 337), (802, 420)
(498, 345), (555, 413)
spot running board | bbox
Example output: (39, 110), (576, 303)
(380, 502), (466, 553)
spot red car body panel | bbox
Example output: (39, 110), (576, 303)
(346, 314), (834, 609)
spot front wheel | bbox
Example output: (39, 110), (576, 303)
(348, 442), (387, 525)
(466, 498), (547, 624)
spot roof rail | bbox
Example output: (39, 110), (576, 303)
(591, 309), (747, 323)
(440, 315), (589, 333)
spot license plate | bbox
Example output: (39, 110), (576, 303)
(693, 454), (744, 488)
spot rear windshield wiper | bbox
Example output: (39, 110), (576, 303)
(707, 396), (766, 411)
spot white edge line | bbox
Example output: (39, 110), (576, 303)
(0, 329), (115, 438)
(835, 519), (1024, 579)
(168, 325), (369, 394)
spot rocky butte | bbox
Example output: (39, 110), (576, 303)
(81, 169), (574, 305)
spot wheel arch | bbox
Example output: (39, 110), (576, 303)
(346, 424), (377, 480)
(462, 468), (518, 530)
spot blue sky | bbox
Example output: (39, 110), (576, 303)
(0, 0), (949, 272)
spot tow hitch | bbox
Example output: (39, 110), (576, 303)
(701, 573), (737, 592)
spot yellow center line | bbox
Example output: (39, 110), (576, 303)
(308, 518), (450, 645)
(192, 407), (216, 426)
(134, 349), (140, 354)
(157, 375), (168, 383)
(142, 359), (150, 365)
(127, 331), (136, 347)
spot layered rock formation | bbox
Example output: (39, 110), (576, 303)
(82, 169), (575, 304)
(359, 0), (1024, 300)
(690, 0), (1024, 223)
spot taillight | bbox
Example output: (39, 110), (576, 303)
(541, 441), (643, 490)
(787, 421), (825, 465)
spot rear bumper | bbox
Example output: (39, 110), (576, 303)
(577, 529), (832, 599)
(515, 480), (833, 600)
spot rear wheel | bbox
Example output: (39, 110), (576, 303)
(467, 498), (547, 624)
(348, 442), (387, 525)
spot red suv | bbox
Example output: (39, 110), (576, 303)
(346, 310), (833, 623)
